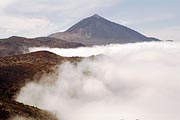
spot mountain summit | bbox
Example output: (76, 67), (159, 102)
(49, 14), (160, 45)
(91, 14), (103, 18)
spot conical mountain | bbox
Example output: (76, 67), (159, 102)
(49, 14), (160, 45)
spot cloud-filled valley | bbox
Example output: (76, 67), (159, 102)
(17, 42), (180, 120)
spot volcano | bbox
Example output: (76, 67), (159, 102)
(49, 14), (160, 45)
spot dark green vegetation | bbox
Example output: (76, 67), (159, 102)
(0, 51), (81, 120)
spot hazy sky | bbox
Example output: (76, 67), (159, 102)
(0, 0), (179, 40)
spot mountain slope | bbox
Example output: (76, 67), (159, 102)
(0, 36), (84, 57)
(49, 14), (160, 45)
(0, 51), (81, 99)
(0, 51), (81, 120)
(0, 98), (58, 120)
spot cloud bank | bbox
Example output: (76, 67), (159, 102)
(17, 42), (180, 120)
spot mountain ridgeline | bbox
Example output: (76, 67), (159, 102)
(0, 14), (160, 57)
(0, 36), (84, 57)
(49, 14), (160, 45)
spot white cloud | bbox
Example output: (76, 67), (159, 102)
(0, 15), (58, 38)
(0, 0), (121, 38)
(0, 0), (59, 38)
(0, 0), (13, 10)
(17, 42), (180, 120)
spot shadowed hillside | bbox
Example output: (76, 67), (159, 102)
(0, 98), (58, 120)
(0, 51), (81, 120)
(0, 36), (84, 57)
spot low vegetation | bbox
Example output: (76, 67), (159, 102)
(0, 51), (81, 120)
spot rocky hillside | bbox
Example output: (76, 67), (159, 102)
(0, 98), (58, 120)
(49, 14), (160, 45)
(0, 51), (81, 120)
(0, 36), (84, 57)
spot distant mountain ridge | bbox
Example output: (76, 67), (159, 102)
(0, 36), (84, 57)
(0, 14), (160, 57)
(49, 14), (160, 45)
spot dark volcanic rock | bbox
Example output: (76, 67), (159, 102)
(0, 51), (81, 99)
(0, 51), (81, 120)
(49, 14), (160, 45)
(0, 98), (58, 120)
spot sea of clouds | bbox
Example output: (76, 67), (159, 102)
(17, 42), (180, 120)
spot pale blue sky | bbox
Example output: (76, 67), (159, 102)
(0, 0), (179, 40)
